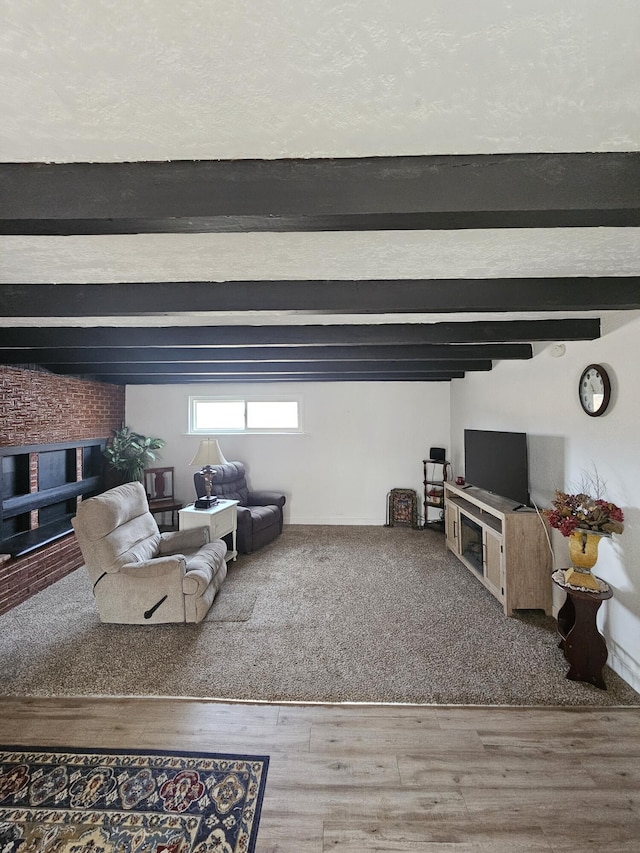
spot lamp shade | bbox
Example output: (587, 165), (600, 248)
(189, 438), (228, 467)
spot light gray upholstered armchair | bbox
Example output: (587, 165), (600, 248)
(72, 481), (227, 624)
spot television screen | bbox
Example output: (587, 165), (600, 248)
(463, 429), (530, 507)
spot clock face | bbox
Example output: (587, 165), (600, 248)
(579, 364), (611, 416)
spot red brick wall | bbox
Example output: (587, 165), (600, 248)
(0, 365), (125, 615)
(0, 536), (84, 615)
(0, 365), (124, 445)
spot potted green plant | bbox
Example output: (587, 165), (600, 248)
(103, 426), (166, 485)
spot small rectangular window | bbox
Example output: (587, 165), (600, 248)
(189, 397), (301, 433)
(246, 401), (299, 429)
(193, 400), (245, 431)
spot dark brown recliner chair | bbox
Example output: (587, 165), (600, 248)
(194, 461), (286, 554)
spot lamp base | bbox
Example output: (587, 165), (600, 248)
(195, 495), (219, 509)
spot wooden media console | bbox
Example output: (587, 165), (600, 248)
(444, 481), (552, 616)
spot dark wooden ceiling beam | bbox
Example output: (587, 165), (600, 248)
(47, 359), (492, 376)
(1, 278), (637, 316)
(3, 210), (636, 234)
(1, 153), (638, 234)
(0, 343), (532, 364)
(92, 372), (461, 384)
(0, 319), (600, 348)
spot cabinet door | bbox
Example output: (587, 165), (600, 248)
(209, 504), (235, 539)
(445, 503), (460, 553)
(484, 529), (503, 598)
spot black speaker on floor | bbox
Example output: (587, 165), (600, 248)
(429, 446), (446, 462)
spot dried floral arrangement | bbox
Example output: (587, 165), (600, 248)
(543, 470), (624, 537)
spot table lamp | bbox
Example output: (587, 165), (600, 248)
(190, 438), (227, 508)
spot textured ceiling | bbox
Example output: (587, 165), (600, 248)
(2, 229), (639, 283)
(2, 0), (639, 162)
(1, 1), (639, 362)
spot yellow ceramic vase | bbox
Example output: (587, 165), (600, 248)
(564, 529), (608, 589)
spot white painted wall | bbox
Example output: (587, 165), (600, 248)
(126, 381), (450, 526)
(450, 312), (640, 692)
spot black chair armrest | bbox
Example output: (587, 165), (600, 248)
(236, 505), (253, 537)
(247, 490), (286, 508)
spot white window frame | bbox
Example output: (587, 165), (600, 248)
(188, 395), (303, 435)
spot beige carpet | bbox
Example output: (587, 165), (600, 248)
(1, 525), (639, 705)
(204, 588), (257, 622)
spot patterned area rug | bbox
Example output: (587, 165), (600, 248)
(0, 745), (269, 853)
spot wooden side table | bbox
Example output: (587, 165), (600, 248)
(552, 570), (613, 690)
(179, 500), (239, 562)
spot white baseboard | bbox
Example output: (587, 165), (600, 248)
(284, 517), (383, 526)
(606, 638), (640, 695)
(551, 601), (640, 695)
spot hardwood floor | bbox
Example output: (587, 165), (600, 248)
(2, 696), (640, 852)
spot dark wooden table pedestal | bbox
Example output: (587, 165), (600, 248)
(553, 573), (613, 690)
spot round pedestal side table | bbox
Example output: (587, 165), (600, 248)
(552, 570), (613, 690)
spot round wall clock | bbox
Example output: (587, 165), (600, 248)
(578, 364), (611, 417)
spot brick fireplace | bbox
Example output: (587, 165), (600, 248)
(0, 365), (124, 615)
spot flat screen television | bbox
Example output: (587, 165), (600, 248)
(463, 429), (530, 508)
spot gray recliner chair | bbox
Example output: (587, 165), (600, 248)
(72, 481), (227, 624)
(194, 461), (286, 554)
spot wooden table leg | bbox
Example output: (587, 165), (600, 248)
(564, 595), (608, 690)
(556, 594), (575, 654)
